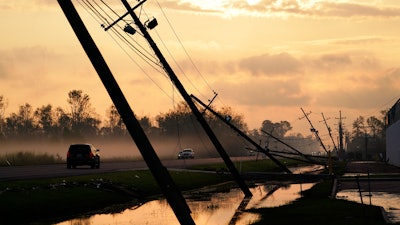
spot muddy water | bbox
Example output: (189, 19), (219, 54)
(56, 182), (315, 225)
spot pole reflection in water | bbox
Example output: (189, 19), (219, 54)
(57, 183), (315, 225)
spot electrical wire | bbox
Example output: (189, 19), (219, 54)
(78, 0), (158, 66)
(154, 0), (217, 101)
(76, 0), (236, 157)
(77, 0), (183, 102)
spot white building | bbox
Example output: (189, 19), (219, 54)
(386, 99), (400, 167)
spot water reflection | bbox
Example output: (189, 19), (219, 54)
(57, 183), (315, 225)
(336, 190), (400, 223)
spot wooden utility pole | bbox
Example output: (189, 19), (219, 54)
(57, 1), (195, 224)
(321, 112), (338, 155)
(300, 108), (328, 153)
(336, 110), (346, 159)
(119, 0), (252, 197)
(191, 94), (292, 173)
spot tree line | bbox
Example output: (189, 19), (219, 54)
(0, 90), (387, 159)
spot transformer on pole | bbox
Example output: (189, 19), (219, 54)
(117, 0), (252, 197)
(57, 1), (195, 224)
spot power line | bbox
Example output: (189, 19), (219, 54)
(155, 0), (215, 94)
(77, 0), (185, 103)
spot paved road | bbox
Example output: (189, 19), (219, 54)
(0, 157), (249, 181)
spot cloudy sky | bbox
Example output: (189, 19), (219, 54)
(1, 0), (400, 140)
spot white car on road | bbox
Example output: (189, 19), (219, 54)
(177, 149), (195, 159)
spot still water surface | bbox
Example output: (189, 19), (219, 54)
(336, 190), (400, 223)
(57, 182), (315, 225)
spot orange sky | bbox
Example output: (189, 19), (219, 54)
(1, 0), (400, 142)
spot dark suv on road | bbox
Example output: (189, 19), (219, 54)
(67, 144), (100, 169)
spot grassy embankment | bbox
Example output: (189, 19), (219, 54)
(0, 156), (395, 225)
(0, 151), (64, 166)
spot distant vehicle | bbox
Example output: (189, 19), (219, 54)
(67, 144), (100, 169)
(177, 148), (195, 159)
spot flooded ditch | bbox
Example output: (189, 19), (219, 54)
(336, 190), (400, 223)
(56, 182), (316, 225)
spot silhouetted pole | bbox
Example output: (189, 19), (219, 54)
(120, 0), (252, 197)
(300, 108), (328, 153)
(321, 112), (338, 156)
(336, 110), (346, 160)
(57, 1), (195, 224)
(260, 129), (323, 166)
(191, 94), (292, 173)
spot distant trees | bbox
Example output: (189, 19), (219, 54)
(101, 105), (127, 137)
(35, 104), (55, 137)
(5, 103), (35, 138)
(156, 101), (194, 136)
(346, 112), (386, 160)
(0, 90), (389, 160)
(260, 120), (292, 138)
(1, 90), (101, 140)
(67, 90), (100, 137)
(0, 91), (251, 156)
(248, 119), (321, 156)
(154, 102), (249, 156)
(0, 95), (7, 139)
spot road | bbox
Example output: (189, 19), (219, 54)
(0, 157), (251, 181)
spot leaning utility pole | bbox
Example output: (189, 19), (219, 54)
(57, 1), (195, 224)
(191, 94), (292, 173)
(321, 112), (338, 155)
(336, 110), (346, 159)
(300, 108), (328, 153)
(117, 0), (252, 197)
(261, 129), (324, 165)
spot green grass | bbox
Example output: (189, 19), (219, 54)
(0, 151), (64, 166)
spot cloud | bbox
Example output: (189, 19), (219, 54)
(331, 36), (392, 46)
(238, 52), (302, 76)
(314, 67), (400, 109)
(153, 0), (221, 14)
(0, 46), (61, 79)
(235, 50), (381, 78)
(0, 1), (57, 10)
(213, 76), (311, 107)
(197, 46), (394, 113)
(318, 2), (400, 18)
(305, 52), (381, 74)
(5, 0), (400, 20)
(167, 0), (400, 19)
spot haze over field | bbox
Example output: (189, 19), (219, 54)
(1, 0), (400, 142)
